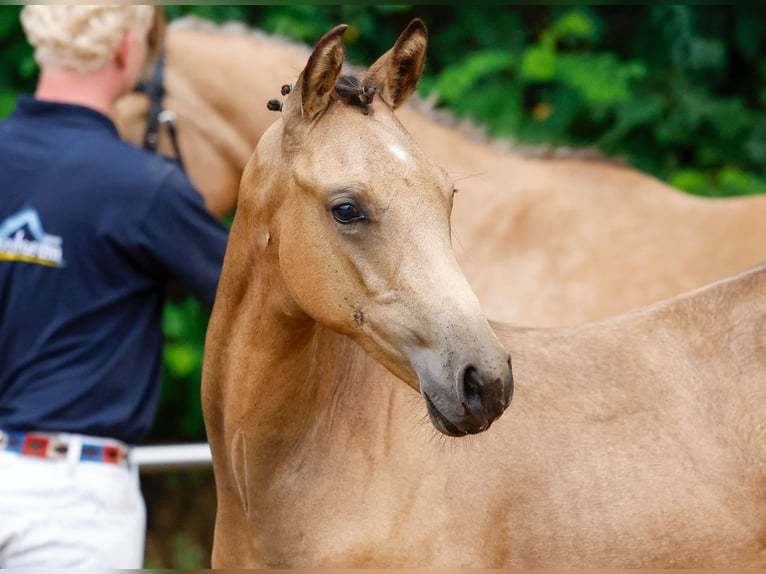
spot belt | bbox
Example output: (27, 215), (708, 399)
(0, 430), (130, 467)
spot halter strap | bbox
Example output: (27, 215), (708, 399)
(133, 39), (186, 171)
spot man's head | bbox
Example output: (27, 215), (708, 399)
(21, 4), (155, 110)
(21, 5), (154, 97)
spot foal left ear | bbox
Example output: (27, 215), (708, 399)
(363, 18), (428, 109)
(285, 24), (347, 124)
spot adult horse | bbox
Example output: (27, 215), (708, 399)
(202, 20), (766, 568)
(114, 15), (766, 327)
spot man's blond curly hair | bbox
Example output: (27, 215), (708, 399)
(20, 5), (154, 74)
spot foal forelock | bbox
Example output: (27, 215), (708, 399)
(270, 74), (378, 117)
(332, 75), (378, 114)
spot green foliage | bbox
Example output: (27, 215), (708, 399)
(671, 166), (766, 198)
(417, 6), (766, 198)
(429, 51), (516, 104)
(0, 6), (36, 117)
(153, 296), (210, 440)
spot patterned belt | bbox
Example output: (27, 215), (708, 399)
(0, 430), (130, 466)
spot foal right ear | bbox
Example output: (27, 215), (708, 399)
(284, 24), (347, 125)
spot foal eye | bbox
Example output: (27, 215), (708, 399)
(332, 202), (364, 224)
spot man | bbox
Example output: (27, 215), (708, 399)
(0, 6), (228, 568)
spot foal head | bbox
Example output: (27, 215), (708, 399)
(242, 20), (513, 436)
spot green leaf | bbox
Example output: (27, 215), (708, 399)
(703, 96), (750, 140)
(519, 45), (556, 82)
(0, 8), (21, 39)
(599, 92), (665, 146)
(162, 302), (187, 339)
(550, 9), (598, 44)
(733, 9), (761, 62)
(434, 50), (515, 104)
(19, 54), (38, 79)
(669, 168), (715, 196)
(556, 53), (647, 105)
(373, 5), (412, 14)
(164, 343), (201, 379)
(449, 83), (524, 141)
(0, 90), (16, 118)
(718, 166), (766, 196)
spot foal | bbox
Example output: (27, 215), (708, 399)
(203, 20), (766, 568)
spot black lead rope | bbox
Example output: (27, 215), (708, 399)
(133, 40), (186, 171)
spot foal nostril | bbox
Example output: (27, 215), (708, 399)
(461, 366), (485, 412)
(453, 362), (512, 434)
(460, 362), (512, 419)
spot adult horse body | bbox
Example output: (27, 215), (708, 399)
(115, 15), (766, 327)
(202, 20), (766, 568)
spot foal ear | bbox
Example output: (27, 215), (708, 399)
(363, 18), (428, 109)
(286, 24), (347, 124)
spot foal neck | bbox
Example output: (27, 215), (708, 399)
(206, 203), (402, 474)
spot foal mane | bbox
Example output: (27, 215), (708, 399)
(168, 15), (312, 58)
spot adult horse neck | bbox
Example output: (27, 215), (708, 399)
(114, 16), (766, 327)
(202, 19), (766, 569)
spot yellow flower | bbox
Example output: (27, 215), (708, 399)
(532, 102), (553, 120)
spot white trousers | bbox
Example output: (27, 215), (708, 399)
(0, 439), (146, 569)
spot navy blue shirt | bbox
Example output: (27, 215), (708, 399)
(0, 95), (228, 444)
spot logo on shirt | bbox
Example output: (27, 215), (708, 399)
(0, 208), (65, 268)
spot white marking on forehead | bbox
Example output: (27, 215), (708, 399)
(387, 143), (409, 164)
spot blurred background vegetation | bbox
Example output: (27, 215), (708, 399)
(1, 4), (764, 567)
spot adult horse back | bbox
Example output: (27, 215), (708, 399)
(202, 19), (766, 568)
(114, 16), (766, 327)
